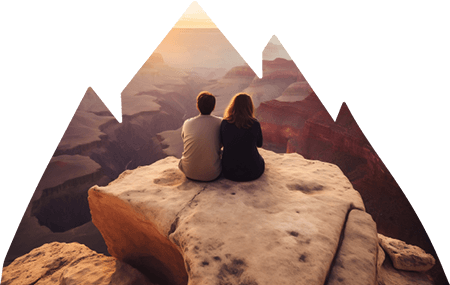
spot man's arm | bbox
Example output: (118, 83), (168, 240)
(181, 121), (185, 140)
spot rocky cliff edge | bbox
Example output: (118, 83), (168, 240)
(3, 149), (436, 285)
(87, 148), (376, 285)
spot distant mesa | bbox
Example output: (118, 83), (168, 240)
(243, 58), (302, 108)
(267, 57), (295, 66)
(143, 52), (165, 68)
(261, 67), (299, 82)
(276, 81), (314, 102)
(262, 42), (292, 60)
(223, 65), (256, 78)
(259, 58), (301, 82)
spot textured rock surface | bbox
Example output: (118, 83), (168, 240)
(1, 242), (154, 285)
(327, 209), (378, 285)
(256, 95), (446, 283)
(377, 254), (434, 285)
(379, 233), (436, 272)
(377, 243), (386, 280)
(88, 148), (369, 285)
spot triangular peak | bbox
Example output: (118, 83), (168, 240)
(268, 35), (282, 45)
(263, 35), (292, 61)
(77, 87), (116, 119)
(336, 102), (360, 126)
(55, 87), (118, 156)
(173, 1), (217, 29)
(148, 2), (246, 72)
(335, 102), (366, 140)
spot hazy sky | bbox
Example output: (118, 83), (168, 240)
(170, 1), (284, 51)
(173, 1), (217, 28)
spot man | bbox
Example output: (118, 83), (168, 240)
(178, 91), (222, 181)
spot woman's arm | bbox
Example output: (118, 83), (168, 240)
(256, 121), (263, 148)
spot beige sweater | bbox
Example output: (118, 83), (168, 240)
(178, 114), (222, 181)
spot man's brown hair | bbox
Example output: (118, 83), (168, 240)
(197, 91), (216, 115)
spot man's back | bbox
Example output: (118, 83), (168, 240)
(179, 114), (222, 181)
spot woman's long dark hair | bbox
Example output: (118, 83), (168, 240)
(223, 93), (256, 129)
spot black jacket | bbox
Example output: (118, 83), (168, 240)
(220, 119), (265, 181)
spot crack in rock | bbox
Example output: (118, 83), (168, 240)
(168, 185), (208, 236)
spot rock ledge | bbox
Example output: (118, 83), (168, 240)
(1, 242), (154, 285)
(88, 149), (369, 285)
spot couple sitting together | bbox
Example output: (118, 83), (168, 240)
(178, 91), (265, 182)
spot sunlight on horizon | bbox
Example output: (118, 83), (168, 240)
(173, 1), (217, 29)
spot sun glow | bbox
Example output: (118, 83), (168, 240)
(173, 1), (217, 29)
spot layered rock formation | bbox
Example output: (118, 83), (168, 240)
(256, 92), (446, 284)
(262, 40), (292, 60)
(4, 52), (218, 266)
(5, 88), (116, 265)
(243, 58), (300, 108)
(205, 65), (256, 117)
(54, 87), (116, 156)
(31, 155), (105, 232)
(257, 92), (333, 153)
(276, 81), (314, 102)
(156, 64), (257, 156)
(1, 242), (154, 285)
(153, 56), (310, 158)
(86, 148), (434, 285)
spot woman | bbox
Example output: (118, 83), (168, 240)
(220, 93), (265, 181)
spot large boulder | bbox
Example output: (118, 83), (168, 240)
(378, 233), (436, 272)
(88, 148), (375, 285)
(1, 242), (154, 285)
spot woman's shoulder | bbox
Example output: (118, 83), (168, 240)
(220, 119), (231, 129)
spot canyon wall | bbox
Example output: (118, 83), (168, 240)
(3, 55), (217, 267)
